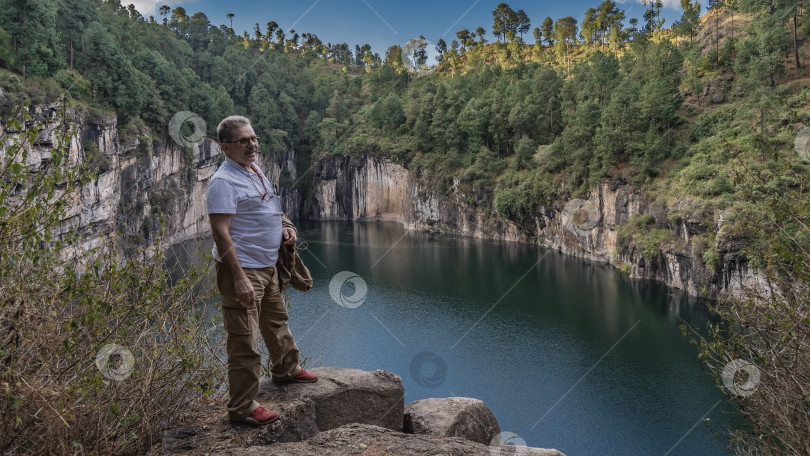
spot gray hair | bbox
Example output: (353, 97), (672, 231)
(217, 116), (251, 143)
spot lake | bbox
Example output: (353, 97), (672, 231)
(182, 220), (737, 455)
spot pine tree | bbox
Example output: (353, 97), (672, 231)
(0, 0), (63, 76)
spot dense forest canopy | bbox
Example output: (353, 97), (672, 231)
(1, 0), (806, 221)
(2, 0), (810, 453)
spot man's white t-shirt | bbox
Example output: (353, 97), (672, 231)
(205, 157), (283, 268)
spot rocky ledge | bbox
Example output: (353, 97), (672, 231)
(158, 367), (564, 455)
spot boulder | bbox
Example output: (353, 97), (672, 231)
(404, 397), (500, 445)
(212, 423), (567, 456)
(161, 367), (403, 453)
(258, 367), (404, 442)
(711, 90), (725, 104)
(159, 368), (565, 455)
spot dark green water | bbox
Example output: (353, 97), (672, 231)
(183, 220), (738, 455)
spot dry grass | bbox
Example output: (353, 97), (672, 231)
(0, 102), (225, 455)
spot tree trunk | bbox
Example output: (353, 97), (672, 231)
(566, 41), (571, 76)
(715, 15), (719, 65)
(794, 13), (801, 69)
(729, 11), (737, 64)
(760, 108), (765, 138)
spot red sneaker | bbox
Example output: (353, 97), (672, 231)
(273, 368), (319, 384)
(241, 406), (279, 425)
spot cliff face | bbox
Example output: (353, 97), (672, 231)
(305, 156), (526, 242)
(21, 107), (759, 299)
(20, 108), (299, 260)
(303, 154), (763, 300)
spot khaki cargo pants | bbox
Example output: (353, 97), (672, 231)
(215, 262), (302, 420)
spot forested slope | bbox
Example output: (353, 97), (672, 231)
(2, 0), (807, 265)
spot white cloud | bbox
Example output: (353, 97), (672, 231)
(126, 0), (195, 19)
(126, 0), (161, 17)
(615, 0), (694, 10)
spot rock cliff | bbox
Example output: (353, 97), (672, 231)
(304, 154), (764, 300)
(18, 106), (761, 299)
(14, 106), (299, 261)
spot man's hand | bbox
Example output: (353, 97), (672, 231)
(282, 227), (297, 245)
(210, 213), (255, 306)
(234, 275), (255, 306)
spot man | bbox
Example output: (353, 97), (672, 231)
(206, 115), (317, 426)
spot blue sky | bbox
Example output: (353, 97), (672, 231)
(131, 0), (706, 56)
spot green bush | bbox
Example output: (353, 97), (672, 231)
(702, 248), (719, 270)
(83, 139), (112, 174)
(690, 109), (734, 141)
(639, 228), (672, 260)
(136, 134), (152, 158)
(0, 70), (26, 118)
(0, 103), (221, 454)
(53, 69), (91, 100)
(616, 214), (672, 259)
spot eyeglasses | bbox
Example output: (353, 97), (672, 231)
(223, 136), (260, 146)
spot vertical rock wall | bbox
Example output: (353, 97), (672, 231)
(304, 155), (764, 300)
(15, 105), (761, 299)
(15, 109), (298, 261)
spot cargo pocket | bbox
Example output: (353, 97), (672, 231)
(222, 302), (256, 336)
(216, 262), (257, 335)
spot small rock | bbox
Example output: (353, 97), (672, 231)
(711, 91), (725, 104)
(404, 397), (499, 445)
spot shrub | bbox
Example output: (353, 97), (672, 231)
(0, 102), (222, 454)
(82, 139), (112, 174)
(616, 213), (673, 259)
(702, 248), (719, 270)
(639, 228), (672, 260)
(53, 69), (91, 100)
(688, 157), (810, 455)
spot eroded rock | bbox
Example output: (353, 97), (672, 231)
(257, 367), (404, 442)
(404, 397), (500, 445)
